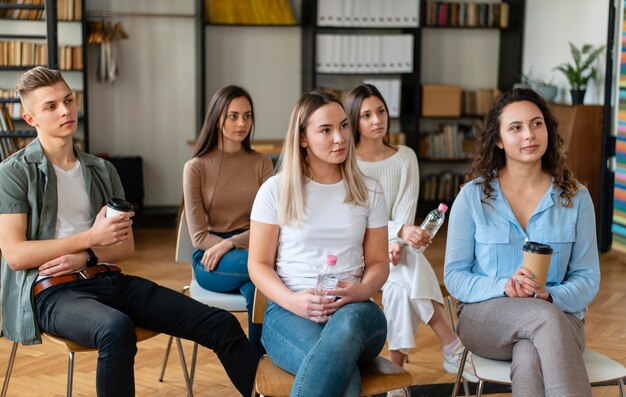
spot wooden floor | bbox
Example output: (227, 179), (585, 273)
(1, 226), (624, 396)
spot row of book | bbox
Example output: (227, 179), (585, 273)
(0, 0), (82, 21)
(419, 123), (479, 160)
(0, 41), (82, 70)
(424, 1), (509, 28)
(0, 88), (84, 118)
(0, 103), (32, 162)
(317, 0), (419, 28)
(205, 0), (296, 25)
(461, 88), (501, 116)
(421, 171), (464, 203)
(316, 34), (413, 74)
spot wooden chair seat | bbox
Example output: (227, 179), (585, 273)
(254, 355), (412, 397)
(45, 327), (160, 352)
(252, 290), (413, 396)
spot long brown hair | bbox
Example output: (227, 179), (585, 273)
(193, 85), (255, 157)
(344, 83), (392, 147)
(468, 88), (578, 206)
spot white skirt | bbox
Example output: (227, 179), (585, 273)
(382, 246), (444, 352)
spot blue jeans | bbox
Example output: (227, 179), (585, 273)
(35, 273), (261, 397)
(192, 232), (262, 353)
(262, 300), (387, 397)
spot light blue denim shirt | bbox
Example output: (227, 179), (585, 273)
(444, 177), (600, 320)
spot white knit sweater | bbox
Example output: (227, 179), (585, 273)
(357, 145), (420, 240)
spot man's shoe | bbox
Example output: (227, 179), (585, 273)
(443, 345), (479, 383)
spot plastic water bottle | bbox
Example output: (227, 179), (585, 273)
(416, 203), (448, 253)
(315, 254), (338, 298)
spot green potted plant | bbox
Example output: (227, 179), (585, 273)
(513, 70), (533, 89)
(554, 42), (605, 105)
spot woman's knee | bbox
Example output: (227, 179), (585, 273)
(330, 302), (386, 342)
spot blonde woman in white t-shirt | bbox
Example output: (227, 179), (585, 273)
(345, 84), (478, 391)
(249, 91), (390, 397)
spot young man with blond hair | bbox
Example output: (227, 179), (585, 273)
(0, 66), (261, 396)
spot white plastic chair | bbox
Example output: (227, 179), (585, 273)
(446, 294), (626, 397)
(158, 209), (247, 396)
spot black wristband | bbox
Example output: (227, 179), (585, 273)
(85, 248), (98, 267)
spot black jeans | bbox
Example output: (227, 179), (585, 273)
(35, 273), (261, 396)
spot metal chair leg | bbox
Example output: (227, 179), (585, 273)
(450, 348), (469, 397)
(462, 378), (470, 397)
(159, 335), (175, 381)
(618, 378), (624, 397)
(66, 351), (75, 397)
(476, 379), (485, 397)
(175, 337), (194, 397)
(189, 342), (199, 385)
(1, 341), (18, 397)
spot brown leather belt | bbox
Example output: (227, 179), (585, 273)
(33, 264), (122, 298)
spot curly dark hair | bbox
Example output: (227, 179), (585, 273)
(467, 88), (578, 207)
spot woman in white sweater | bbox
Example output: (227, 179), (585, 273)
(345, 84), (477, 389)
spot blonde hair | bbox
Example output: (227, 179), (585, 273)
(276, 91), (368, 225)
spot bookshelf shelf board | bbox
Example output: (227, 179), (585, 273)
(0, 98), (20, 103)
(0, 34), (46, 40)
(0, 4), (44, 10)
(0, 130), (37, 138)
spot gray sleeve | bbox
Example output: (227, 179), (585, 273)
(0, 162), (29, 214)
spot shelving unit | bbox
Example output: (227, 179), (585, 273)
(0, 0), (89, 158)
(417, 0), (525, 209)
(301, 0), (422, 149)
(195, 0), (299, 134)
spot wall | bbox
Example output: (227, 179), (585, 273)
(86, 0), (196, 206)
(523, 0), (609, 105)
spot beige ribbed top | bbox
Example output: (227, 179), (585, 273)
(183, 148), (273, 250)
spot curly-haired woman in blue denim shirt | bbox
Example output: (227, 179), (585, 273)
(444, 88), (600, 397)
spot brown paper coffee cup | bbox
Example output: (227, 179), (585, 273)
(522, 242), (553, 292)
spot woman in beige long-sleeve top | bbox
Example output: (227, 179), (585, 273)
(183, 85), (273, 353)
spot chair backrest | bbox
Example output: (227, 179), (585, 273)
(176, 209), (194, 264)
(251, 288), (268, 325)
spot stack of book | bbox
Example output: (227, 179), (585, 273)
(420, 171), (464, 203)
(317, 0), (419, 28)
(0, 103), (33, 161)
(461, 88), (501, 116)
(424, 1), (509, 28)
(0, 42), (82, 70)
(0, 0), (82, 21)
(205, 0), (296, 25)
(419, 122), (479, 160)
(316, 34), (413, 74)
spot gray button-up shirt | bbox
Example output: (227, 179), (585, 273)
(0, 138), (124, 344)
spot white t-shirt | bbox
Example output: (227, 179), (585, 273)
(250, 174), (388, 292)
(36, 160), (92, 282)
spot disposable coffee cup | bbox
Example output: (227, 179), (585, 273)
(522, 241), (553, 292)
(106, 198), (133, 218)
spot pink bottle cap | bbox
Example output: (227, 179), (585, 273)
(326, 254), (337, 266)
(438, 203), (448, 213)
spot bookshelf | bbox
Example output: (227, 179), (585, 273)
(0, 0), (89, 160)
(418, 0), (526, 210)
(301, 0), (421, 149)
